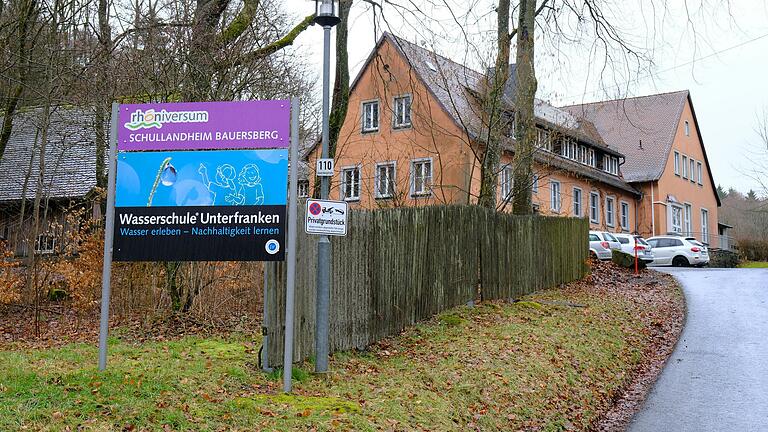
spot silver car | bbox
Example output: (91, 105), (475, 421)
(613, 233), (655, 263)
(589, 230), (622, 260)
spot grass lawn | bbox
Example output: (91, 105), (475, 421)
(0, 276), (679, 431)
(739, 261), (768, 268)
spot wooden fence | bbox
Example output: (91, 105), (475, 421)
(264, 205), (588, 366)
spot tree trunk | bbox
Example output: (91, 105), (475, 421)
(511, 0), (538, 215)
(0, 0), (38, 162)
(477, 0), (511, 209)
(94, 0), (112, 188)
(27, 104), (51, 336)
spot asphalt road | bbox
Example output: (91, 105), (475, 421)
(628, 268), (768, 432)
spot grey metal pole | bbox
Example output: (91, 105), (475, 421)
(282, 97), (301, 393)
(261, 262), (271, 372)
(98, 103), (119, 371)
(315, 25), (332, 374)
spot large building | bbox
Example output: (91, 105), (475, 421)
(304, 33), (725, 247)
(562, 91), (723, 247)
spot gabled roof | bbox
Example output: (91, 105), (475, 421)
(381, 33), (622, 156)
(337, 32), (638, 195)
(0, 107), (99, 202)
(561, 90), (720, 205)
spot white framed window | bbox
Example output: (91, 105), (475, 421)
(500, 164), (514, 201)
(361, 100), (379, 132)
(536, 128), (552, 151)
(674, 151), (680, 176)
(620, 201), (630, 231)
(579, 145), (588, 164)
(671, 205), (683, 233)
(682, 155), (688, 179)
(35, 234), (56, 254)
(573, 187), (583, 217)
(685, 120), (690, 136)
(550, 181), (561, 213)
(561, 139), (578, 160)
(341, 166), (361, 201)
(701, 208), (709, 243)
(589, 192), (600, 223)
(690, 159), (696, 183)
(684, 203), (692, 236)
(605, 196), (616, 227)
(393, 95), (412, 129)
(411, 158), (432, 196)
(532, 175), (539, 194)
(375, 162), (396, 199)
(697, 161), (703, 185)
(603, 155), (619, 175)
(297, 180), (309, 198)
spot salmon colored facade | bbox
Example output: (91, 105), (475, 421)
(307, 38), (472, 208)
(306, 35), (721, 246)
(634, 100), (720, 246)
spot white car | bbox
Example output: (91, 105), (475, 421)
(589, 230), (622, 260)
(613, 233), (655, 263)
(646, 235), (710, 267)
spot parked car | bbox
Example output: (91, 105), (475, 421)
(646, 235), (710, 267)
(613, 233), (655, 263)
(589, 230), (622, 260)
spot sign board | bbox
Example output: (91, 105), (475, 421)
(118, 100), (289, 151)
(315, 158), (334, 177)
(305, 199), (348, 236)
(113, 100), (290, 262)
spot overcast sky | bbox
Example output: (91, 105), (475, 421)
(289, 0), (768, 195)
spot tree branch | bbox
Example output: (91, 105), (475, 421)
(509, 0), (548, 41)
(217, 0), (261, 47)
(235, 14), (315, 66)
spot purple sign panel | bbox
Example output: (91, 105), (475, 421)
(118, 100), (289, 151)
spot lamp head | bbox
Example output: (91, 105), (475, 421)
(314, 0), (341, 27)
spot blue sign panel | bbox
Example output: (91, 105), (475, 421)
(113, 149), (288, 262)
(115, 149), (288, 207)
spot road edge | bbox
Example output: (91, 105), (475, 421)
(592, 272), (687, 432)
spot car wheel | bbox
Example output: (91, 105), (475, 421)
(672, 256), (688, 267)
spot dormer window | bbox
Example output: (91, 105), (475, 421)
(579, 145), (588, 164)
(536, 128), (552, 151)
(561, 139), (578, 160)
(603, 155), (619, 175)
(587, 149), (596, 167)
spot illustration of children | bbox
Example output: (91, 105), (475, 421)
(236, 163), (265, 205)
(198, 163), (240, 205)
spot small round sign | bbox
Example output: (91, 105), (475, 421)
(265, 239), (280, 255)
(309, 202), (322, 216)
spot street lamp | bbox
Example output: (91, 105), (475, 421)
(313, 0), (340, 374)
(314, 0), (341, 27)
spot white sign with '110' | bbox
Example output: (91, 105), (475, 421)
(316, 158), (334, 177)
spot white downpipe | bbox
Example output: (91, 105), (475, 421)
(650, 183), (655, 236)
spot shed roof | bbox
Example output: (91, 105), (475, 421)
(0, 107), (99, 203)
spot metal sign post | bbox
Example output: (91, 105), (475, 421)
(98, 103), (119, 371)
(282, 97), (300, 393)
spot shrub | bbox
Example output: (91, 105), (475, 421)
(736, 238), (768, 262)
(611, 249), (647, 270)
(708, 250), (740, 268)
